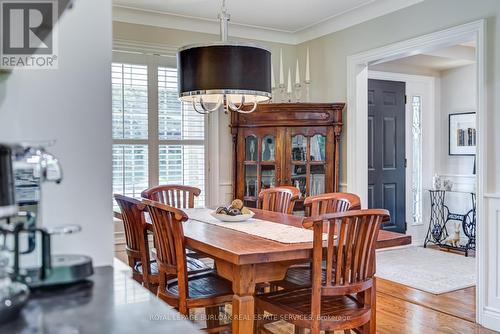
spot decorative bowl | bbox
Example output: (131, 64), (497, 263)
(210, 211), (255, 222)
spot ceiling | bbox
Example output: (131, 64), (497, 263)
(380, 44), (476, 71)
(113, 0), (424, 44)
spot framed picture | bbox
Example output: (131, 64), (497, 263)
(449, 112), (476, 156)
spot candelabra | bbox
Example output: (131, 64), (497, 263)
(294, 83), (302, 102)
(271, 87), (277, 102)
(304, 80), (311, 102)
(278, 84), (286, 103)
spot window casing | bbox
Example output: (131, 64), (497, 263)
(112, 52), (207, 207)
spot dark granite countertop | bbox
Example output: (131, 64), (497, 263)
(0, 264), (203, 334)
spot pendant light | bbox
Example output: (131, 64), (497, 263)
(177, 0), (272, 114)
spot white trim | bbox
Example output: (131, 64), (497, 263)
(347, 19), (488, 327)
(113, 5), (297, 45)
(295, 0), (423, 44)
(112, 0), (423, 45)
(113, 38), (178, 57)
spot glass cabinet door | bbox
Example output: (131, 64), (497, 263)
(287, 129), (328, 203)
(242, 131), (279, 208)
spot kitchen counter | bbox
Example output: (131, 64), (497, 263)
(0, 262), (203, 333)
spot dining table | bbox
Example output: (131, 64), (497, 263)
(174, 207), (411, 334)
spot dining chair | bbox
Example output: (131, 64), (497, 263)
(143, 199), (233, 333)
(271, 192), (362, 291)
(255, 209), (389, 334)
(114, 194), (158, 289)
(304, 192), (361, 218)
(141, 184), (201, 209)
(258, 186), (300, 214)
(142, 184), (212, 262)
(114, 194), (210, 291)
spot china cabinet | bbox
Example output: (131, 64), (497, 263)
(230, 103), (344, 211)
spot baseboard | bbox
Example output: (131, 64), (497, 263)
(481, 307), (500, 331)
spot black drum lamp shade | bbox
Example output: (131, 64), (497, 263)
(179, 43), (271, 102)
(178, 43), (271, 108)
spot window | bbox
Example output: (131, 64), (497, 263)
(112, 60), (206, 206)
(411, 96), (422, 225)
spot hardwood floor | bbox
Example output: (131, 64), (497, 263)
(377, 277), (476, 322)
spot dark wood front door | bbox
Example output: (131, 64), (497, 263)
(368, 79), (406, 233)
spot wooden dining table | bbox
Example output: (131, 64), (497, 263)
(178, 208), (411, 334)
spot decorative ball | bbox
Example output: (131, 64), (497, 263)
(241, 207), (251, 215)
(227, 208), (242, 216)
(231, 199), (244, 210)
(216, 207), (228, 215)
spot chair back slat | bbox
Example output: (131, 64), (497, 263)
(304, 192), (361, 218)
(307, 209), (389, 298)
(143, 199), (190, 299)
(114, 194), (146, 259)
(142, 185), (201, 209)
(258, 186), (300, 214)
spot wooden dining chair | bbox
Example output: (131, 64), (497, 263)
(304, 192), (361, 218)
(143, 199), (233, 333)
(141, 184), (201, 209)
(114, 194), (158, 289)
(142, 184), (212, 261)
(258, 186), (300, 214)
(255, 209), (389, 334)
(114, 194), (210, 291)
(271, 192), (362, 291)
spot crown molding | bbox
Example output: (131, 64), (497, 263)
(295, 0), (424, 43)
(113, 0), (424, 45)
(113, 5), (297, 45)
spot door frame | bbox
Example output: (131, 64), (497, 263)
(366, 78), (408, 233)
(368, 71), (436, 243)
(346, 20), (485, 325)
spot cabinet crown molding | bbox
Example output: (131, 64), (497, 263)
(230, 103), (345, 128)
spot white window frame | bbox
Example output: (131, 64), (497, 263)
(112, 50), (209, 205)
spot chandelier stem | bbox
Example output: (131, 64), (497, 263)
(218, 0), (230, 42)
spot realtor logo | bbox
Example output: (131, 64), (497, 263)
(1, 0), (58, 69)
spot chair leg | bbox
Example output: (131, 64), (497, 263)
(254, 304), (265, 334)
(294, 327), (306, 334)
(205, 306), (220, 329)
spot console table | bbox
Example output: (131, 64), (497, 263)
(423, 189), (476, 256)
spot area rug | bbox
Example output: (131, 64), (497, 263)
(376, 247), (476, 294)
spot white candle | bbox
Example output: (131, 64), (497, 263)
(305, 47), (310, 82)
(279, 48), (284, 85)
(287, 67), (292, 94)
(295, 58), (300, 84)
(271, 65), (276, 89)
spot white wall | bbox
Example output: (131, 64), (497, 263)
(437, 64), (477, 223)
(438, 64), (477, 175)
(0, 0), (113, 266)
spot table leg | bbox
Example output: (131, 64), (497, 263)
(231, 264), (256, 334)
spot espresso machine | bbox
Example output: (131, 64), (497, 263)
(0, 143), (93, 322)
(0, 144), (29, 323)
